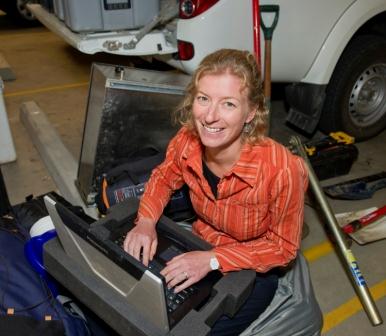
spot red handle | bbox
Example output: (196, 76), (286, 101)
(252, 0), (261, 67)
(342, 205), (386, 234)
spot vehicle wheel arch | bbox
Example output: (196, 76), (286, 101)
(302, 5), (386, 86)
(286, 9), (386, 140)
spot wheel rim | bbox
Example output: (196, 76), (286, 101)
(348, 64), (386, 127)
(16, 0), (37, 21)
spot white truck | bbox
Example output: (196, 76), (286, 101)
(15, 0), (386, 141)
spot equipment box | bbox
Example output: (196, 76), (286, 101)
(63, 0), (159, 32)
(309, 144), (358, 181)
(76, 63), (190, 205)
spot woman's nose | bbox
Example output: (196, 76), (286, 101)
(204, 103), (219, 123)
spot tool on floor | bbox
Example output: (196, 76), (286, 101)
(324, 171), (386, 200)
(342, 205), (386, 234)
(290, 135), (383, 326)
(260, 4), (279, 135)
(337, 207), (386, 245)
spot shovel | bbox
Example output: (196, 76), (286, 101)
(260, 5), (279, 134)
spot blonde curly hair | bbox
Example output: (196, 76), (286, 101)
(174, 48), (268, 143)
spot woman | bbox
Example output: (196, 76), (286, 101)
(124, 49), (308, 335)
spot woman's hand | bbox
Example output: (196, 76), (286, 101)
(123, 217), (157, 267)
(160, 251), (215, 293)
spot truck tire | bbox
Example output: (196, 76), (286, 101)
(319, 35), (386, 141)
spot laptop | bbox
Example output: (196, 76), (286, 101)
(44, 194), (222, 332)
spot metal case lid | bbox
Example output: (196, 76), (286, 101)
(76, 63), (190, 204)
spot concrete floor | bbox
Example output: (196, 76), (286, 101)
(1, 15), (385, 335)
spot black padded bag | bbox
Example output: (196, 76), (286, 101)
(96, 147), (195, 222)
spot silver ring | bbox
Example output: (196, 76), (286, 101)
(183, 271), (189, 280)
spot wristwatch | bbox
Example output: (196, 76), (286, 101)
(209, 256), (220, 270)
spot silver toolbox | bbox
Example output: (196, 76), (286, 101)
(76, 63), (190, 204)
(63, 0), (159, 32)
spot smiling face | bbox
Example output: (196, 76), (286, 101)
(192, 72), (256, 158)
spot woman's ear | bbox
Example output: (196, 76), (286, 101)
(245, 107), (257, 124)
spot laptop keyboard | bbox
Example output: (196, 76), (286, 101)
(113, 233), (198, 313)
(147, 258), (198, 313)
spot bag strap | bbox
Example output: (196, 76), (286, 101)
(111, 146), (161, 167)
(105, 150), (165, 185)
(126, 146), (160, 159)
(109, 168), (141, 185)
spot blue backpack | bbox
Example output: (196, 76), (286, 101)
(0, 210), (90, 336)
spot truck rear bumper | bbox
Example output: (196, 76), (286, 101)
(27, 4), (177, 56)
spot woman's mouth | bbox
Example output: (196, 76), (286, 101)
(203, 124), (223, 133)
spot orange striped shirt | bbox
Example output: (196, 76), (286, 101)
(137, 127), (308, 273)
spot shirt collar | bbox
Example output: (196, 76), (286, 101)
(182, 132), (203, 176)
(181, 132), (268, 187)
(224, 143), (260, 187)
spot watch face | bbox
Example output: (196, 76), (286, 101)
(210, 257), (219, 270)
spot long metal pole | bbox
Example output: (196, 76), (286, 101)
(289, 136), (383, 326)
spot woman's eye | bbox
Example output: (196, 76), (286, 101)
(224, 101), (236, 109)
(196, 96), (209, 104)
